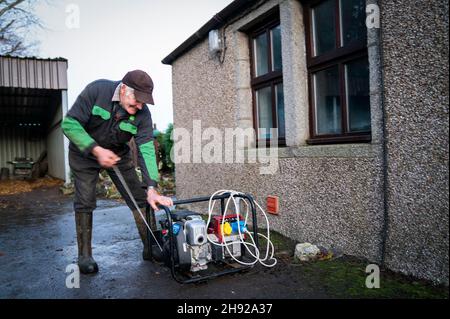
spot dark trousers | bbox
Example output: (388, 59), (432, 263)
(69, 150), (147, 213)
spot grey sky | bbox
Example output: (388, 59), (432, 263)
(34, 0), (233, 131)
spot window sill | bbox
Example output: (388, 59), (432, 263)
(244, 142), (378, 159)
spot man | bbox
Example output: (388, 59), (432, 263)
(62, 70), (173, 274)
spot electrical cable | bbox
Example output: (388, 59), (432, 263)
(113, 168), (276, 267)
(206, 190), (277, 268)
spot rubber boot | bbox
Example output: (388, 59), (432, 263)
(131, 208), (162, 261)
(75, 212), (99, 274)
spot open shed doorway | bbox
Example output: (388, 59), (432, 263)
(0, 56), (69, 183)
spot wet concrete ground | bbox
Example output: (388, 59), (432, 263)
(0, 186), (329, 299)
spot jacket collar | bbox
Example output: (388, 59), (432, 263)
(112, 82), (121, 102)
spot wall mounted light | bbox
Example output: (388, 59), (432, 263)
(208, 29), (222, 57)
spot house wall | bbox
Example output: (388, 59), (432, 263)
(172, 0), (385, 263)
(171, 0), (449, 283)
(380, 0), (449, 284)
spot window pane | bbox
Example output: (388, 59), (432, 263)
(314, 66), (341, 135)
(254, 33), (269, 76)
(346, 57), (370, 132)
(275, 83), (285, 138)
(340, 0), (367, 46)
(312, 0), (336, 56)
(271, 25), (282, 72)
(256, 86), (273, 139)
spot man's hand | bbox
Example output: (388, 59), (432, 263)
(147, 188), (173, 210)
(92, 146), (120, 168)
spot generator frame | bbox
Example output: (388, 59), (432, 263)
(146, 192), (260, 284)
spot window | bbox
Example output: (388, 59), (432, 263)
(306, 0), (370, 144)
(249, 16), (285, 145)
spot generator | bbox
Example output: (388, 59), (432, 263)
(145, 192), (260, 284)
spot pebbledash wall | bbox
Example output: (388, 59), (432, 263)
(166, 0), (449, 284)
(380, 0), (449, 284)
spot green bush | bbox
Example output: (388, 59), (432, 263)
(156, 123), (174, 173)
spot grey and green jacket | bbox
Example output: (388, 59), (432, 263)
(62, 79), (159, 187)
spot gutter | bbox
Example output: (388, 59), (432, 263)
(161, 0), (255, 65)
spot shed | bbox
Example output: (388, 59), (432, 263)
(0, 55), (69, 181)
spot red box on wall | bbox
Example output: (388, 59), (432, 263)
(266, 196), (279, 215)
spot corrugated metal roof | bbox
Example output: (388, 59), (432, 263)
(0, 55), (68, 90)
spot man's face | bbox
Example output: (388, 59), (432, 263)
(119, 85), (143, 115)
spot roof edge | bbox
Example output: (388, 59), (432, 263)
(161, 0), (255, 65)
(0, 54), (68, 62)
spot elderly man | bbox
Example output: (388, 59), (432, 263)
(62, 70), (173, 274)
